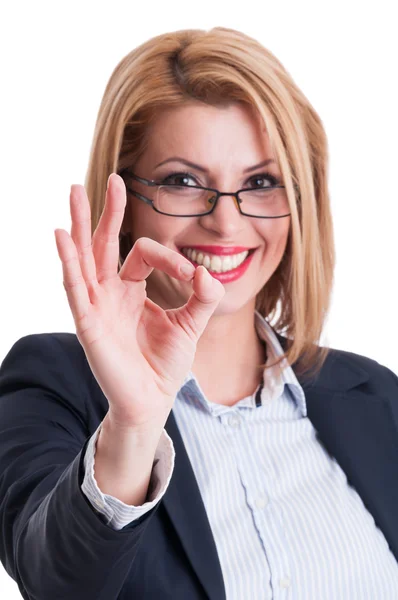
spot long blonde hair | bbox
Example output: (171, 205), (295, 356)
(85, 26), (335, 381)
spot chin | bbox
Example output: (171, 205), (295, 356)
(208, 292), (257, 318)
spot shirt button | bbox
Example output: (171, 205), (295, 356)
(228, 415), (241, 428)
(255, 495), (269, 509)
(279, 576), (291, 589)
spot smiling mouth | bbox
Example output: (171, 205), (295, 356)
(179, 247), (257, 274)
(178, 247), (257, 255)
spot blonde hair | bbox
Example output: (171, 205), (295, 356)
(85, 26), (335, 382)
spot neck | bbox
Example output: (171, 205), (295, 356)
(192, 304), (267, 406)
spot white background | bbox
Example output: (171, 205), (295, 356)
(0, 0), (397, 597)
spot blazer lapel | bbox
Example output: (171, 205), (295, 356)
(163, 410), (227, 600)
(281, 333), (398, 562)
(162, 335), (398, 599)
(305, 383), (398, 561)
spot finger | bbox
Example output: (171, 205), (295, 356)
(54, 228), (91, 323)
(119, 237), (196, 283)
(70, 184), (98, 294)
(91, 173), (127, 282)
(174, 265), (225, 338)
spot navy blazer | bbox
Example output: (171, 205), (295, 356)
(0, 331), (397, 599)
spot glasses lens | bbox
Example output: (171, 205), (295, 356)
(155, 186), (216, 215)
(239, 188), (290, 217)
(153, 185), (290, 217)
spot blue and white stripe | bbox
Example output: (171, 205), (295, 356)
(83, 310), (398, 598)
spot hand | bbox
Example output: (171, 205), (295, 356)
(54, 173), (225, 434)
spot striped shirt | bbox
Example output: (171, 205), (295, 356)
(82, 310), (398, 598)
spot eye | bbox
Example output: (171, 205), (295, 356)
(160, 170), (282, 188)
(246, 172), (281, 188)
(161, 171), (199, 186)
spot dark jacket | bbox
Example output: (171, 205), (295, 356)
(0, 332), (397, 599)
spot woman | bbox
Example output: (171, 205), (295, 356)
(1, 26), (398, 600)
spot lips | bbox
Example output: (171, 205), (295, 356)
(178, 245), (256, 256)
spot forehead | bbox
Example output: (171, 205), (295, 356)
(147, 100), (265, 132)
(143, 101), (272, 162)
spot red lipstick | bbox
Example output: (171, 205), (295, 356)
(180, 246), (257, 283)
(179, 245), (251, 256)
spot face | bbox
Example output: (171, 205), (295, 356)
(122, 101), (291, 316)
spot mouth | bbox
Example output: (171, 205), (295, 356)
(178, 246), (258, 282)
(178, 245), (256, 255)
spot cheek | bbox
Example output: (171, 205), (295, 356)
(278, 226), (290, 255)
(130, 203), (193, 248)
(260, 223), (290, 264)
(129, 204), (149, 241)
(261, 219), (290, 248)
(129, 205), (169, 244)
(278, 222), (291, 249)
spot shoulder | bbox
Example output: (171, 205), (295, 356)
(322, 344), (398, 395)
(0, 332), (107, 422)
(1, 331), (88, 380)
(330, 344), (397, 378)
(282, 326), (398, 395)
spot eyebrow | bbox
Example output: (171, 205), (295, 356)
(154, 157), (276, 173)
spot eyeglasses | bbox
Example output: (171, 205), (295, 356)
(119, 168), (293, 218)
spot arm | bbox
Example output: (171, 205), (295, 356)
(82, 423), (175, 529)
(0, 333), (168, 600)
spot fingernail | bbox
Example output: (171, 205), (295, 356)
(202, 266), (217, 286)
(107, 174), (113, 190)
(181, 264), (195, 278)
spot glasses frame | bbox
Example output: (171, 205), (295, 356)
(119, 168), (293, 219)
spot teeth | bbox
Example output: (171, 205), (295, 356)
(181, 248), (249, 273)
(203, 255), (211, 269)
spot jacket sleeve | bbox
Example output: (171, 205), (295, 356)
(0, 333), (164, 600)
(82, 423), (175, 529)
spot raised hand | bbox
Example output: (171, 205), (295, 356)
(54, 173), (225, 435)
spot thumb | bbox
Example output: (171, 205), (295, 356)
(177, 265), (225, 339)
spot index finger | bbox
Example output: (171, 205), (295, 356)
(119, 237), (196, 282)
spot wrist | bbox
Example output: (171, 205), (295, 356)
(101, 411), (164, 452)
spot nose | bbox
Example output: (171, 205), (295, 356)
(213, 192), (242, 211)
(199, 192), (245, 237)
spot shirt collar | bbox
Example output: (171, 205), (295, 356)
(182, 310), (307, 417)
(254, 310), (307, 417)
